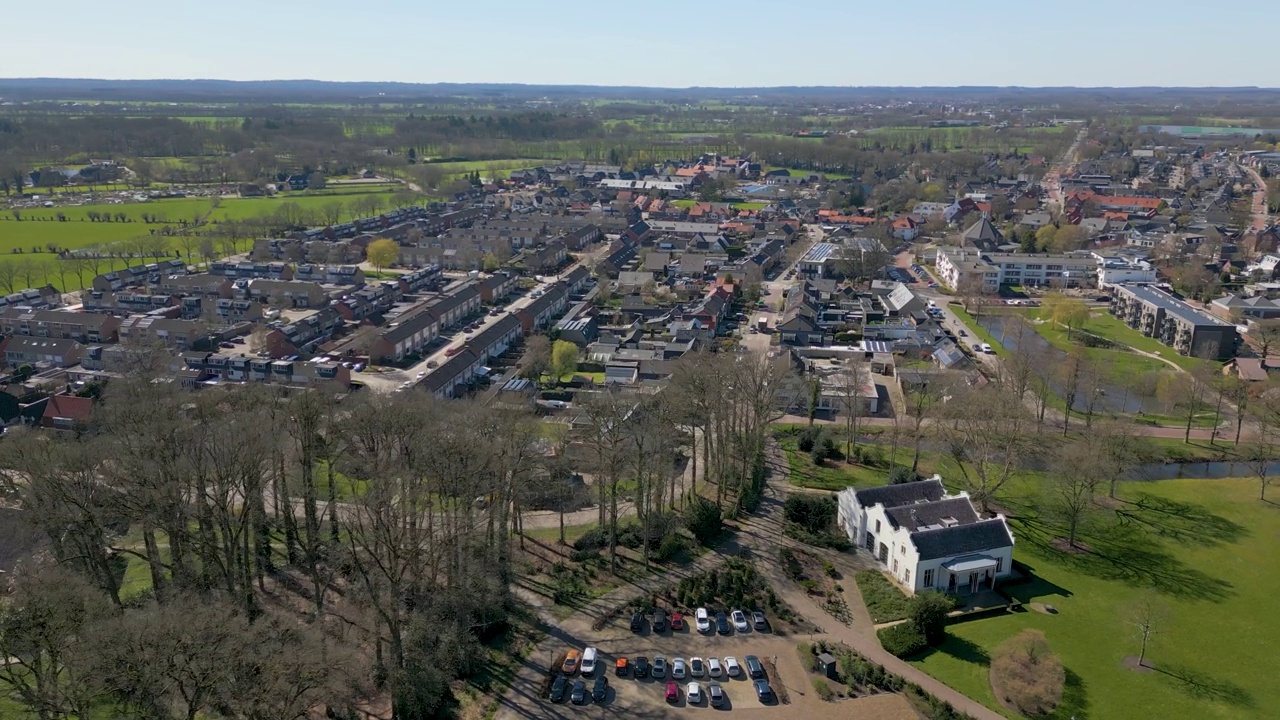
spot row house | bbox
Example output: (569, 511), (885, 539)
(82, 291), (177, 316)
(423, 283), (481, 329)
(294, 264), (365, 286)
(478, 272), (518, 304)
(0, 308), (121, 343)
(178, 352), (350, 388)
(561, 224), (603, 250)
(159, 274), (234, 298)
(397, 265), (442, 293)
(515, 283), (568, 335)
(207, 261), (293, 281)
(264, 307), (344, 358)
(334, 282), (401, 322)
(525, 241), (568, 273)
(422, 348), (481, 399)
(245, 279), (329, 308)
(118, 316), (211, 351)
(563, 266), (593, 295)
(368, 306), (440, 363)
(0, 336), (86, 368)
(210, 299), (264, 324)
(466, 314), (522, 365)
(0, 286), (62, 310)
(91, 260), (187, 292)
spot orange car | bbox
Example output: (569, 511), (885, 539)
(615, 657), (629, 676)
(561, 649), (581, 675)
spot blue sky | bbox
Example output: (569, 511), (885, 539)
(4, 0), (1273, 88)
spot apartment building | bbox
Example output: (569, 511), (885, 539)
(1109, 284), (1238, 360)
(935, 248), (1096, 291)
(0, 308), (122, 343)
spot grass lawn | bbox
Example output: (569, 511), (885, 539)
(778, 435), (908, 490)
(855, 570), (913, 623)
(910, 476), (1279, 719)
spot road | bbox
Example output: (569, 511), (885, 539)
(1241, 164), (1272, 232)
(742, 225), (823, 356)
(1042, 126), (1088, 213)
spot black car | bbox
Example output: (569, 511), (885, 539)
(592, 674), (608, 702)
(548, 674), (568, 702)
(754, 679), (775, 703)
(652, 608), (668, 632)
(715, 610), (731, 635)
(745, 655), (765, 679)
(570, 679), (587, 705)
(630, 612), (645, 632)
(634, 656), (650, 678)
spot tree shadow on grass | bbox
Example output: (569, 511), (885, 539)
(1154, 663), (1255, 708)
(1045, 667), (1089, 720)
(1012, 515), (1235, 603)
(1115, 493), (1248, 548)
(912, 633), (991, 666)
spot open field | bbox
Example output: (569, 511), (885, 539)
(910, 476), (1279, 720)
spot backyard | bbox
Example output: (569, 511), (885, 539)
(909, 476), (1278, 719)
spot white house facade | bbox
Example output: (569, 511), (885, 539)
(837, 478), (1015, 596)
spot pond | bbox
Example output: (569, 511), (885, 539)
(975, 314), (1163, 414)
(1129, 460), (1280, 481)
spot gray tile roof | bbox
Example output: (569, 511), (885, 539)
(911, 518), (1014, 561)
(885, 497), (979, 532)
(853, 478), (945, 509)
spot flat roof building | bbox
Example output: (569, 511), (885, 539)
(1109, 284), (1238, 360)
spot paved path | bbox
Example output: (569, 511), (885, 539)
(498, 438), (1005, 720)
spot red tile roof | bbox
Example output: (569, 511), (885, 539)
(43, 394), (93, 423)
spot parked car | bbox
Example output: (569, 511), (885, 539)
(695, 607), (711, 633)
(665, 681), (679, 703)
(548, 674), (568, 702)
(981, 343), (993, 354)
(724, 656), (741, 678)
(652, 608), (668, 632)
(745, 655), (765, 679)
(754, 679), (775, 702)
(615, 657), (628, 676)
(708, 681), (726, 707)
(687, 681), (703, 705)
(416, 371), (426, 379)
(630, 612), (645, 632)
(570, 679), (587, 705)
(690, 657), (704, 678)
(561, 649), (581, 675)
(671, 612), (684, 631)
(652, 655), (667, 678)
(672, 657), (687, 680)
(633, 656), (649, 678)
(731, 609), (750, 633)
(707, 657), (722, 677)
(580, 647), (598, 676)
(715, 611), (731, 635)
(752, 610), (768, 631)
(426, 360), (438, 368)
(592, 674), (608, 702)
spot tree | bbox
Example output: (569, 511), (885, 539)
(909, 591), (953, 645)
(1043, 292), (1089, 340)
(1034, 224), (1057, 250)
(990, 629), (1065, 717)
(519, 335), (552, 382)
(319, 200), (344, 226)
(1049, 224), (1087, 252)
(1049, 437), (1106, 548)
(685, 495), (723, 545)
(366, 237), (399, 274)
(940, 385), (1038, 514)
(837, 365), (865, 459)
(550, 340), (579, 382)
(1128, 592), (1167, 669)
(1157, 369), (1209, 442)
(1248, 319), (1280, 359)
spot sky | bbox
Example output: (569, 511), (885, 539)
(3, 0), (1274, 88)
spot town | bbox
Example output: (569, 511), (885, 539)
(0, 78), (1278, 720)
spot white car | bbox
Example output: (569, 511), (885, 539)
(724, 656), (741, 677)
(695, 607), (711, 633)
(580, 647), (598, 676)
(686, 681), (703, 705)
(690, 657), (704, 678)
(731, 609), (750, 633)
(707, 657), (722, 678)
(981, 343), (993, 354)
(672, 657), (687, 680)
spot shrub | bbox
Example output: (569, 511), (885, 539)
(878, 622), (928, 658)
(812, 678), (834, 701)
(656, 534), (686, 561)
(797, 426), (822, 452)
(572, 527), (605, 552)
(990, 629), (1065, 717)
(855, 571), (912, 623)
(783, 524), (853, 551)
(684, 496), (723, 545)
(568, 548), (597, 563)
(909, 591), (954, 645)
(783, 495), (838, 534)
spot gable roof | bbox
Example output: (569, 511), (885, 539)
(43, 394), (94, 423)
(885, 497), (979, 532)
(853, 478), (945, 509)
(911, 518), (1014, 561)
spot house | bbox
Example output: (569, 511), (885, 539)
(41, 393), (94, 431)
(1210, 294), (1280, 321)
(294, 264), (365, 286)
(368, 306), (440, 363)
(836, 478), (1015, 596)
(478, 272), (518, 304)
(0, 336), (86, 368)
(208, 261), (293, 282)
(1110, 284), (1238, 360)
(516, 284), (568, 335)
(526, 241), (568, 273)
(118, 317), (212, 351)
(246, 280), (329, 308)
(891, 216), (920, 241)
(0, 309), (122, 343)
(1226, 357), (1270, 383)
(959, 217), (1004, 251)
(159, 274), (234, 298)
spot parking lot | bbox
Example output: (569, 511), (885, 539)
(522, 610), (818, 718)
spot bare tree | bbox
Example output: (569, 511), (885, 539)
(1049, 437), (1106, 548)
(1248, 318), (1280, 359)
(1128, 592), (1168, 669)
(940, 385), (1038, 514)
(1157, 369), (1209, 443)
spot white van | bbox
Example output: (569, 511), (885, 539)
(580, 647), (599, 676)
(981, 343), (993, 354)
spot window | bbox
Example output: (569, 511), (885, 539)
(865, 532), (875, 551)
(892, 558), (899, 573)
(904, 569), (911, 585)
(899, 544), (905, 555)
(923, 569), (934, 587)
(875, 520), (881, 533)
(996, 557), (1004, 573)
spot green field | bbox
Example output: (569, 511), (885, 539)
(671, 199), (769, 211)
(910, 476), (1277, 720)
(0, 187), (404, 290)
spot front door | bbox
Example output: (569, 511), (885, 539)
(968, 572), (979, 593)
(947, 573), (957, 593)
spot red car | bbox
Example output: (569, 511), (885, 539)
(671, 612), (684, 631)
(665, 681), (679, 703)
